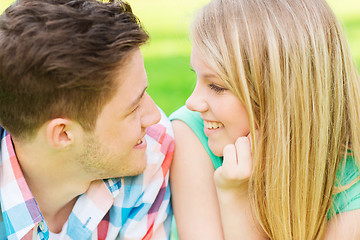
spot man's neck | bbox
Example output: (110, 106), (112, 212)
(12, 139), (92, 233)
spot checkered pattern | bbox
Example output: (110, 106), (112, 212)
(0, 110), (174, 240)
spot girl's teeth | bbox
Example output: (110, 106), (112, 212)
(205, 121), (224, 129)
(137, 139), (143, 144)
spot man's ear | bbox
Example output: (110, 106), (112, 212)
(45, 118), (77, 149)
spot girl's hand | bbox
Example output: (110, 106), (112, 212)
(214, 135), (253, 193)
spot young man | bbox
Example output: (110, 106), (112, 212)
(0, 0), (174, 239)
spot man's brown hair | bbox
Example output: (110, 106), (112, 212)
(0, 0), (149, 139)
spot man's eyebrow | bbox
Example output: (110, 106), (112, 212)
(127, 86), (147, 110)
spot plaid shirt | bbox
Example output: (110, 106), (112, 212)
(0, 111), (174, 240)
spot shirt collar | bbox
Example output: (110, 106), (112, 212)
(0, 129), (44, 240)
(0, 129), (118, 239)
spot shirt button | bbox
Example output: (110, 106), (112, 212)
(38, 221), (45, 231)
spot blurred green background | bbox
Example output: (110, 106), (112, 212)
(0, 0), (359, 116)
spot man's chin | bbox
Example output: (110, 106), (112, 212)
(128, 165), (146, 177)
(116, 155), (147, 178)
(127, 162), (147, 177)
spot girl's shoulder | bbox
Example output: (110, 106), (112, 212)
(170, 106), (223, 169)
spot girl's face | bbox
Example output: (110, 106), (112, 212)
(186, 47), (251, 157)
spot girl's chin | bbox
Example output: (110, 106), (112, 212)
(208, 140), (225, 157)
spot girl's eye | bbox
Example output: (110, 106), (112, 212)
(208, 83), (227, 93)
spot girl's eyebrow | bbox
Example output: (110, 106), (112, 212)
(202, 73), (217, 79)
(190, 67), (217, 79)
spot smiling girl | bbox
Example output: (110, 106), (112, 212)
(170, 0), (360, 239)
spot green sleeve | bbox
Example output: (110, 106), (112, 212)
(169, 106), (223, 170)
(328, 155), (360, 219)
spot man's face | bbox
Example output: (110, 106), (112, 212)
(77, 49), (161, 179)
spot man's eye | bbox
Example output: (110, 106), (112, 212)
(131, 105), (139, 113)
(208, 83), (227, 93)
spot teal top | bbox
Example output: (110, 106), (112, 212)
(170, 106), (360, 220)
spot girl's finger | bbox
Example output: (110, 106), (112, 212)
(222, 143), (238, 167)
(235, 137), (252, 178)
(235, 137), (251, 161)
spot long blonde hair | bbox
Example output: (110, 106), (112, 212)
(191, 0), (360, 238)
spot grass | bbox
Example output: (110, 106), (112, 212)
(1, 0), (359, 116)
